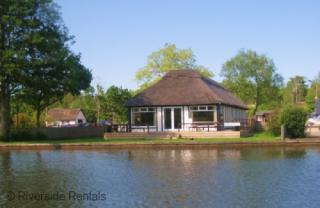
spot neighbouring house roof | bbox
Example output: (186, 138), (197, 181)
(127, 69), (248, 109)
(255, 110), (275, 116)
(46, 108), (82, 122)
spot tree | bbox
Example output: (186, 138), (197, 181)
(50, 85), (132, 124)
(0, 0), (90, 139)
(281, 76), (307, 106)
(0, 0), (49, 139)
(20, 52), (92, 127)
(281, 106), (308, 138)
(135, 43), (213, 90)
(306, 73), (320, 113)
(104, 86), (132, 123)
(221, 50), (283, 115)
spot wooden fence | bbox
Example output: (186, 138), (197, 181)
(13, 126), (106, 139)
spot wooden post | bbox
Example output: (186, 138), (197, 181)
(281, 124), (286, 141)
(127, 107), (132, 132)
(217, 104), (221, 131)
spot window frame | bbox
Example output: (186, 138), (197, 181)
(189, 105), (216, 123)
(131, 107), (156, 126)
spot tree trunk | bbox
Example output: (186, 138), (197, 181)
(253, 86), (260, 115)
(0, 84), (11, 141)
(36, 108), (41, 128)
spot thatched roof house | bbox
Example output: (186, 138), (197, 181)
(126, 69), (247, 132)
(45, 108), (87, 127)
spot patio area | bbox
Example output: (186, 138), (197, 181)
(104, 130), (251, 139)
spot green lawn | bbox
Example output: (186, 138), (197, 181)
(0, 132), (280, 144)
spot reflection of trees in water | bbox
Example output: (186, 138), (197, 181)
(239, 147), (306, 160)
(0, 151), (83, 208)
(0, 151), (14, 206)
(123, 148), (242, 207)
(282, 147), (307, 159)
(124, 147), (308, 207)
(229, 147), (307, 208)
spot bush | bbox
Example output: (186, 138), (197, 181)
(280, 106), (308, 138)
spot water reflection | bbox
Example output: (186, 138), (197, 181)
(0, 147), (319, 208)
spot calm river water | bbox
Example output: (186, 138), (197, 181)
(0, 147), (320, 208)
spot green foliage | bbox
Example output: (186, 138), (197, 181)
(281, 76), (308, 106)
(305, 74), (320, 113)
(11, 96), (34, 128)
(20, 51), (92, 127)
(266, 112), (281, 136)
(280, 106), (308, 138)
(52, 85), (132, 124)
(221, 49), (283, 115)
(0, 0), (91, 139)
(135, 43), (213, 90)
(104, 86), (132, 123)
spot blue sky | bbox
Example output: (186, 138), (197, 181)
(55, 0), (320, 89)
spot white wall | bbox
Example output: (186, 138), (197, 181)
(157, 107), (162, 130)
(76, 111), (87, 124)
(130, 105), (246, 132)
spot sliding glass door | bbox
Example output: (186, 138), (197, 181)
(163, 107), (182, 131)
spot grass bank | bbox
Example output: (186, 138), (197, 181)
(0, 132), (280, 145)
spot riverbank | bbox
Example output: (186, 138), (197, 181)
(0, 134), (320, 150)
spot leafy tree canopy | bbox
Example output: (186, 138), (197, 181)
(306, 73), (320, 113)
(221, 49), (283, 115)
(0, 0), (91, 137)
(281, 76), (307, 106)
(135, 43), (213, 90)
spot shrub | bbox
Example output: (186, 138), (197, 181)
(280, 106), (308, 138)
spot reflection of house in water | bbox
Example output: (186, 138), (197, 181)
(220, 150), (241, 159)
(126, 148), (242, 175)
(123, 148), (242, 207)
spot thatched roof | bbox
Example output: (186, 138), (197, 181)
(127, 69), (248, 109)
(46, 108), (82, 121)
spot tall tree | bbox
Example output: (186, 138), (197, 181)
(281, 76), (307, 105)
(0, 0), (90, 138)
(104, 86), (132, 123)
(306, 73), (320, 113)
(0, 0), (46, 139)
(135, 43), (213, 90)
(221, 50), (283, 115)
(20, 52), (92, 127)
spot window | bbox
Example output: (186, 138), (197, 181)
(140, 107), (148, 112)
(199, 106), (206, 110)
(189, 105), (216, 123)
(190, 106), (198, 111)
(132, 107), (156, 126)
(133, 112), (155, 126)
(193, 111), (214, 122)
